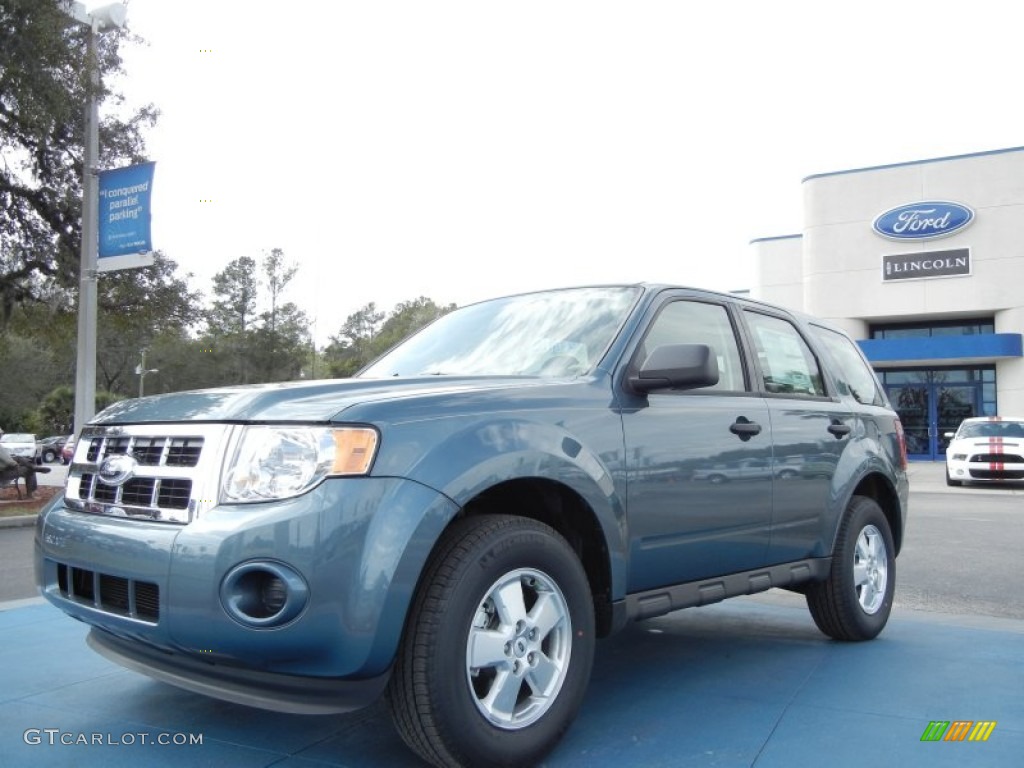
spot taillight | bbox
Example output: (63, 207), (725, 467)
(894, 418), (908, 470)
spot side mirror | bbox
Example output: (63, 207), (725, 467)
(629, 343), (719, 394)
(943, 432), (955, 439)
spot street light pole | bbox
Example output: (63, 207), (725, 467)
(65, 2), (127, 435)
(73, 16), (100, 437)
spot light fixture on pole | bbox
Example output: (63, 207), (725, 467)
(135, 349), (159, 397)
(63, 2), (128, 435)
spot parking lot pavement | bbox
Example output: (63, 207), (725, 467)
(0, 594), (1020, 768)
(36, 463), (67, 488)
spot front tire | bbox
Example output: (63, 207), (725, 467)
(388, 515), (595, 768)
(945, 468), (962, 487)
(806, 496), (895, 641)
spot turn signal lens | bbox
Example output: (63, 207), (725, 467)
(331, 428), (378, 475)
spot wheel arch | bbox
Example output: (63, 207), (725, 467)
(459, 478), (617, 636)
(849, 471), (905, 555)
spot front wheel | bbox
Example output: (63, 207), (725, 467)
(388, 515), (595, 768)
(945, 468), (962, 487)
(806, 496), (895, 641)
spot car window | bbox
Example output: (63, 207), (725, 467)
(959, 420), (1024, 438)
(638, 300), (746, 392)
(743, 311), (826, 397)
(809, 324), (885, 406)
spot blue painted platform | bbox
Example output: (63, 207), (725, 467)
(1, 593), (1020, 767)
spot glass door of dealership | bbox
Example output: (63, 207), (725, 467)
(879, 368), (996, 460)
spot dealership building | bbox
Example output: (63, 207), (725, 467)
(750, 146), (1024, 460)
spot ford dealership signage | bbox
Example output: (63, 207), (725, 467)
(872, 201), (974, 241)
(882, 248), (971, 281)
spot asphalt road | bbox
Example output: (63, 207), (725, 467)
(4, 464), (1023, 619)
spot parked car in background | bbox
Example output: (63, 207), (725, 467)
(1, 432), (37, 462)
(945, 416), (1024, 486)
(60, 436), (76, 465)
(36, 436), (68, 464)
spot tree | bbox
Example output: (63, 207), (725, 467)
(324, 303), (385, 377)
(96, 253), (202, 394)
(0, 332), (63, 431)
(323, 298), (455, 378)
(262, 248), (297, 336)
(0, 0), (158, 321)
(205, 256), (259, 383)
(255, 249), (309, 382)
(199, 252), (311, 386)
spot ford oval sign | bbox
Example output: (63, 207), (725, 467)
(872, 201), (974, 241)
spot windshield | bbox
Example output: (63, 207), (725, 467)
(958, 420), (1024, 439)
(360, 286), (642, 378)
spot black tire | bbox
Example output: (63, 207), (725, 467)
(806, 496), (895, 641)
(945, 468), (962, 487)
(42, 449), (56, 463)
(388, 515), (595, 768)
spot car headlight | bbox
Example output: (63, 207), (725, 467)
(221, 426), (378, 503)
(950, 453), (967, 461)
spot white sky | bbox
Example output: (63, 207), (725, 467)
(109, 0), (1024, 345)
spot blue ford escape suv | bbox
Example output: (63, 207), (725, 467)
(37, 284), (909, 767)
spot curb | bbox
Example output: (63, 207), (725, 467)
(0, 514), (37, 529)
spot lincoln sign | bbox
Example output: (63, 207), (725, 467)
(882, 248), (971, 281)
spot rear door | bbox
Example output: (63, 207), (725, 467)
(739, 310), (853, 563)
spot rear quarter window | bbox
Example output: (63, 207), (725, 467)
(810, 325), (886, 406)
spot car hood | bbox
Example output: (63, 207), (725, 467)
(948, 436), (1024, 451)
(89, 376), (558, 425)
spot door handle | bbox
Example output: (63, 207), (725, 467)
(729, 417), (762, 442)
(827, 420), (851, 439)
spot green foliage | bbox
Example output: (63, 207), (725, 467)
(0, 331), (64, 431)
(96, 253), (201, 393)
(37, 385), (73, 434)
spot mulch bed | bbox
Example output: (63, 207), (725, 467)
(0, 485), (60, 515)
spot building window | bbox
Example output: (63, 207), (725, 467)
(870, 319), (994, 340)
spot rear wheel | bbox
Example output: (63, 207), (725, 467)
(806, 496), (895, 641)
(388, 515), (595, 768)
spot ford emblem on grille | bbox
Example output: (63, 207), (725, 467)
(98, 454), (137, 486)
(872, 201), (974, 241)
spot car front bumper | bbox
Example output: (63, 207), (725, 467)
(35, 475), (459, 712)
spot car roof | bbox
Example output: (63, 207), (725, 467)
(959, 416), (1024, 424)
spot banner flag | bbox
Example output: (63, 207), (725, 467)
(97, 161), (156, 272)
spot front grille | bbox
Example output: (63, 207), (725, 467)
(56, 563), (160, 622)
(971, 453), (1024, 463)
(66, 424), (232, 524)
(970, 468), (1024, 480)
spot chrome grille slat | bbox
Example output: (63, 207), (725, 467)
(67, 424), (234, 524)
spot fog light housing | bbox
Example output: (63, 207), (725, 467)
(220, 561), (308, 628)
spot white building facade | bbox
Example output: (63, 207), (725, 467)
(751, 146), (1024, 460)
